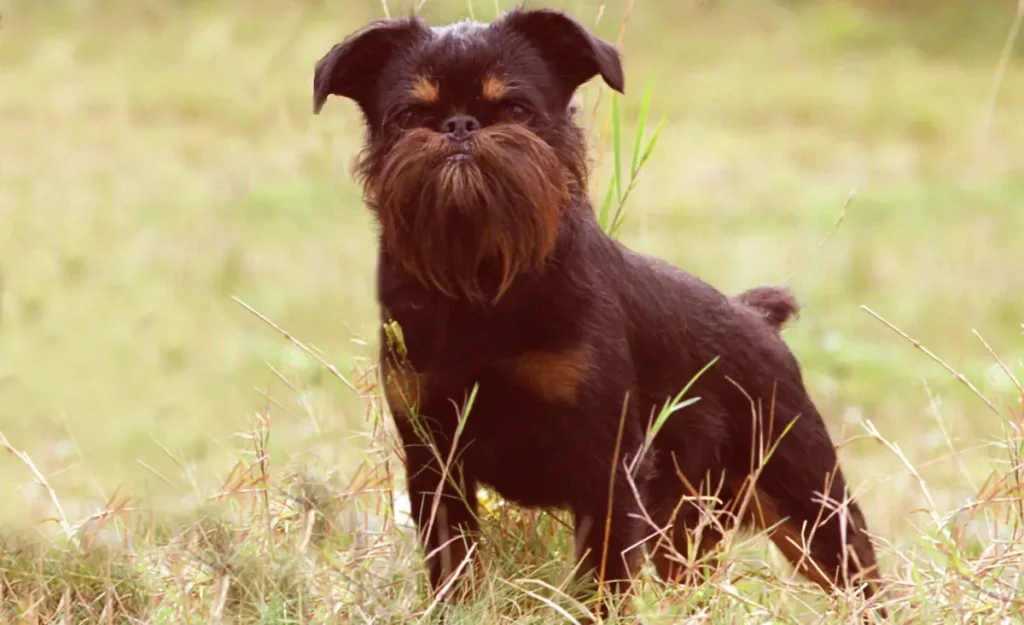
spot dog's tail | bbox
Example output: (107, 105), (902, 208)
(736, 285), (800, 331)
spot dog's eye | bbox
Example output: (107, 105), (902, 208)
(392, 110), (416, 129)
(503, 103), (533, 123)
(388, 106), (427, 131)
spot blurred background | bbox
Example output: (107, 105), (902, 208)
(1, 0), (1021, 547)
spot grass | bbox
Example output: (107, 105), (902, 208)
(1, 0), (1024, 621)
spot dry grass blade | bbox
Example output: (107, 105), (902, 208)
(975, 0), (1024, 152)
(596, 391), (630, 607)
(499, 578), (589, 625)
(0, 432), (72, 538)
(516, 578), (596, 620)
(862, 419), (944, 531)
(972, 328), (1024, 395)
(232, 295), (356, 392)
(212, 575), (231, 623)
(420, 542), (478, 621)
(135, 460), (182, 493)
(787, 190), (856, 285)
(861, 305), (1000, 415)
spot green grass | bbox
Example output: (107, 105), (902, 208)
(2, 0), (1024, 622)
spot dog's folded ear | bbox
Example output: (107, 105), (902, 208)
(313, 17), (425, 115)
(500, 8), (624, 98)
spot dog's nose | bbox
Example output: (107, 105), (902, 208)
(441, 115), (481, 141)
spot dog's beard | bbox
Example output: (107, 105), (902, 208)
(360, 124), (570, 303)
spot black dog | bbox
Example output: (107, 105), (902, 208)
(313, 7), (883, 617)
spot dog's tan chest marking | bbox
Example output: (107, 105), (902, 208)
(501, 346), (591, 403)
(481, 74), (508, 101)
(409, 76), (440, 104)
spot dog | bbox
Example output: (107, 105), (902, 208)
(313, 7), (884, 618)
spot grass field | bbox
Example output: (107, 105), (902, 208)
(1, 0), (1023, 622)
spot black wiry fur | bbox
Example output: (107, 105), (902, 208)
(313, 7), (885, 619)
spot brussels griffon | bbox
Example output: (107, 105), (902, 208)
(313, 7), (883, 617)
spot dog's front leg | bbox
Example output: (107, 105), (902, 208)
(380, 351), (481, 599)
(401, 433), (480, 598)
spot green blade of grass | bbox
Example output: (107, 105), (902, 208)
(636, 114), (667, 174)
(598, 174), (617, 233)
(609, 100), (666, 238)
(455, 383), (478, 441)
(630, 69), (657, 177)
(633, 356), (721, 469)
(611, 91), (623, 203)
(653, 396), (702, 425)
(649, 356), (720, 439)
(608, 114), (667, 238)
(609, 197), (630, 239)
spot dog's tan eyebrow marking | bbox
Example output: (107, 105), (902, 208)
(481, 74), (508, 101)
(409, 76), (440, 104)
(501, 346), (591, 403)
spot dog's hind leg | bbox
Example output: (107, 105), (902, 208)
(568, 426), (650, 620)
(571, 470), (647, 614)
(646, 473), (735, 585)
(736, 435), (885, 615)
(645, 404), (737, 586)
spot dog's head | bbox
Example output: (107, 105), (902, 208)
(313, 9), (623, 302)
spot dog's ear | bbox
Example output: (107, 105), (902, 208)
(313, 17), (425, 115)
(500, 8), (624, 97)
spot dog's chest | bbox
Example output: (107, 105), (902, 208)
(377, 266), (606, 508)
(378, 279), (556, 374)
(454, 382), (591, 509)
(382, 304), (501, 376)
(384, 320), (593, 509)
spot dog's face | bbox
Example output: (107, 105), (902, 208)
(313, 9), (623, 302)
